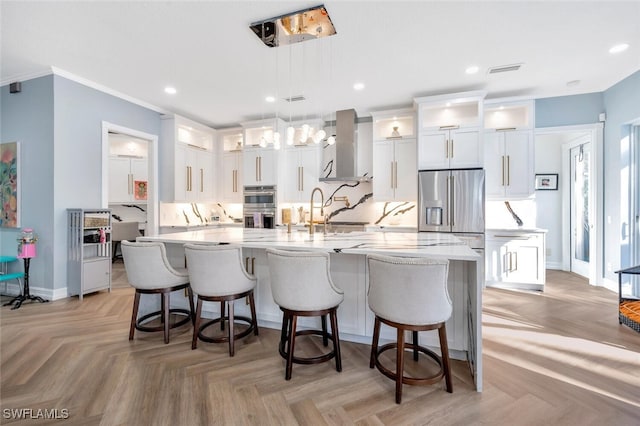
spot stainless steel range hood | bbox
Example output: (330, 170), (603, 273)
(319, 109), (370, 183)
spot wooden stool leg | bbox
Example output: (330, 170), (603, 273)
(412, 330), (419, 361)
(192, 298), (203, 350)
(228, 301), (235, 357)
(249, 292), (259, 336)
(163, 292), (170, 344)
(321, 314), (329, 347)
(438, 324), (453, 393)
(285, 314), (297, 380)
(370, 317), (381, 368)
(220, 301), (226, 331)
(280, 312), (289, 350)
(396, 326), (405, 404)
(129, 291), (141, 340)
(330, 309), (342, 372)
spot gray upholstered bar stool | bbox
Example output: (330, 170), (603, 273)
(266, 248), (344, 380)
(367, 254), (453, 404)
(184, 244), (258, 357)
(121, 241), (195, 344)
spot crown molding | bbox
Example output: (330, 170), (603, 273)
(2, 66), (168, 115)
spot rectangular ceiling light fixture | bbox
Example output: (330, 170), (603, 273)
(250, 4), (337, 47)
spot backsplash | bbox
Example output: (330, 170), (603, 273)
(485, 200), (537, 229)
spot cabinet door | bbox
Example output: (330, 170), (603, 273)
(108, 157), (132, 203)
(282, 149), (300, 201)
(222, 152), (242, 202)
(130, 158), (148, 202)
(449, 129), (481, 168)
(298, 147), (320, 201)
(83, 259), (111, 292)
(505, 237), (543, 284)
(257, 149), (277, 185)
(242, 149), (260, 186)
(196, 150), (214, 201)
(504, 131), (533, 198)
(485, 238), (508, 283)
(372, 141), (395, 201)
(484, 132), (506, 198)
(394, 138), (417, 201)
(418, 131), (449, 170)
(174, 144), (189, 201)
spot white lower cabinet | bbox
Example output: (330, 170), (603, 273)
(485, 230), (546, 291)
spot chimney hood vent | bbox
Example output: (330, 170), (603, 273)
(319, 109), (371, 183)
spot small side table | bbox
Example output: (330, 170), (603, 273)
(3, 244), (49, 310)
(615, 265), (640, 333)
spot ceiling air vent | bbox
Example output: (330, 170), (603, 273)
(488, 63), (523, 74)
(284, 95), (306, 102)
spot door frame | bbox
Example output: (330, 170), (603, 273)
(101, 122), (159, 236)
(536, 123), (603, 286)
(567, 137), (592, 279)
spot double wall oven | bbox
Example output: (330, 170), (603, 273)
(243, 185), (276, 229)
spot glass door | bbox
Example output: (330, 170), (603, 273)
(570, 142), (591, 278)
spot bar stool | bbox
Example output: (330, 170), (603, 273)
(367, 254), (453, 404)
(266, 248), (344, 380)
(121, 241), (194, 344)
(184, 243), (258, 356)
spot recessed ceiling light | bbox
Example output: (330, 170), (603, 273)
(465, 66), (479, 75)
(164, 86), (177, 95)
(353, 82), (365, 91)
(265, 96), (275, 103)
(609, 43), (629, 54)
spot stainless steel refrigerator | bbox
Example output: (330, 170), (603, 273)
(418, 168), (485, 250)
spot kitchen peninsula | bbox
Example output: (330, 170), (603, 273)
(139, 228), (483, 391)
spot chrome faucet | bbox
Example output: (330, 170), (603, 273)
(309, 187), (325, 235)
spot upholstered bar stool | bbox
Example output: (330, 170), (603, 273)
(367, 254), (453, 404)
(266, 248), (344, 380)
(121, 241), (195, 344)
(184, 243), (258, 357)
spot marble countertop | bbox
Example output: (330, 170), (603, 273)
(140, 228), (480, 261)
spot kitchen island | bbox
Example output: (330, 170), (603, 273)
(139, 228), (483, 391)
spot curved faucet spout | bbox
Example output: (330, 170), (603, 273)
(309, 187), (325, 235)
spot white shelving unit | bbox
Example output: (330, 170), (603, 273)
(67, 209), (112, 300)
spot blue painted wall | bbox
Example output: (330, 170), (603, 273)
(0, 75), (54, 289)
(603, 70), (640, 278)
(1, 74), (161, 295)
(535, 92), (604, 128)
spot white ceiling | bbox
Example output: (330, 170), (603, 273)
(2, 1), (639, 128)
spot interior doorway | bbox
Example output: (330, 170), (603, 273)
(101, 122), (159, 236)
(569, 141), (591, 278)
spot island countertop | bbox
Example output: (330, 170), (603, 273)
(139, 228), (480, 261)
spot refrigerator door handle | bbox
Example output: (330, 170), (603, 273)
(450, 175), (455, 227)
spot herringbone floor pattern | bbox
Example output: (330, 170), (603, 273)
(1, 266), (639, 425)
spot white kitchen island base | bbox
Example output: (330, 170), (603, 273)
(139, 228), (483, 391)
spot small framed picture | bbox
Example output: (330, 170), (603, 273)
(535, 174), (558, 190)
(134, 180), (148, 200)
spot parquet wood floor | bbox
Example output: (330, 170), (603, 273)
(1, 265), (639, 425)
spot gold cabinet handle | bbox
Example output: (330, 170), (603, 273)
(501, 156), (505, 186)
(300, 166), (304, 191)
(450, 139), (454, 158)
(245, 256), (249, 272)
(445, 139), (449, 159)
(390, 161), (394, 189)
(251, 257), (255, 275)
(507, 155), (510, 186)
(200, 168), (204, 192)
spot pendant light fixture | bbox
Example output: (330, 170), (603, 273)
(272, 43), (281, 150)
(286, 44), (295, 145)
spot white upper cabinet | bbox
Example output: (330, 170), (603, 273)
(415, 91), (486, 170)
(219, 128), (244, 203)
(283, 145), (321, 202)
(108, 156), (148, 203)
(241, 118), (285, 187)
(161, 114), (217, 203)
(371, 108), (417, 201)
(484, 99), (535, 199)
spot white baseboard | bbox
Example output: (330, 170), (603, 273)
(545, 261), (563, 270)
(2, 284), (68, 301)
